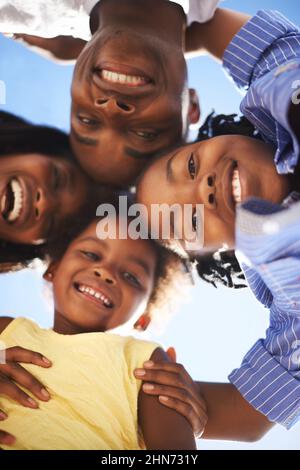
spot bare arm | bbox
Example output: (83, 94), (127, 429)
(198, 382), (274, 441)
(138, 348), (196, 450)
(185, 8), (251, 60)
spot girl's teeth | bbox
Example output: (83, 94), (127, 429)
(77, 284), (113, 308)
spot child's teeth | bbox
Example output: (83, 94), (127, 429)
(77, 284), (113, 308)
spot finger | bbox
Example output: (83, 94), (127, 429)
(0, 410), (8, 420)
(142, 383), (207, 415)
(166, 347), (177, 363)
(1, 363), (50, 401)
(158, 396), (207, 438)
(141, 361), (193, 384)
(4, 347), (52, 367)
(13, 34), (53, 48)
(0, 377), (39, 408)
(0, 430), (16, 446)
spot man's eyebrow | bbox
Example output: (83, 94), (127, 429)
(128, 256), (151, 276)
(71, 128), (98, 146)
(124, 147), (160, 160)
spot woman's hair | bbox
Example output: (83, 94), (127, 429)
(47, 192), (191, 324)
(192, 111), (262, 290)
(0, 111), (76, 273)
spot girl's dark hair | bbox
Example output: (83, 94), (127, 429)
(193, 111), (262, 290)
(47, 192), (190, 321)
(0, 111), (76, 273)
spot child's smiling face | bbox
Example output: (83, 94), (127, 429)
(46, 220), (158, 334)
(137, 135), (292, 251)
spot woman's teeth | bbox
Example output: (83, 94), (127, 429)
(1, 178), (23, 223)
(232, 168), (242, 204)
(75, 283), (113, 308)
(101, 69), (148, 86)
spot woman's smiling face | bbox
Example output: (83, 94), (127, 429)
(0, 153), (89, 244)
(137, 135), (292, 250)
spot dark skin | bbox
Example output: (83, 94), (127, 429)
(0, 221), (196, 449)
(0, 152), (89, 244)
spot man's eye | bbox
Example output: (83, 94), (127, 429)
(123, 271), (141, 288)
(80, 250), (100, 261)
(77, 115), (99, 126)
(188, 153), (196, 180)
(133, 130), (158, 140)
(192, 208), (198, 232)
(52, 165), (62, 191)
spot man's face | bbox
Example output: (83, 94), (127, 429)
(70, 29), (199, 186)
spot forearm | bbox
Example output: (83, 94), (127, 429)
(197, 382), (274, 441)
(185, 8), (250, 60)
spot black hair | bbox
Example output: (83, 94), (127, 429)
(47, 192), (190, 322)
(192, 111), (263, 290)
(0, 111), (78, 272)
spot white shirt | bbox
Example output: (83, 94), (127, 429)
(0, 0), (221, 40)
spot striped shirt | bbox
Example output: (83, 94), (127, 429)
(223, 10), (300, 429)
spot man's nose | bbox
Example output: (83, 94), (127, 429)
(94, 97), (135, 115)
(93, 267), (117, 285)
(197, 173), (217, 210)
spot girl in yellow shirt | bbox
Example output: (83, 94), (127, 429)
(0, 195), (196, 450)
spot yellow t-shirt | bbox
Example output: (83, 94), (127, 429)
(0, 317), (159, 450)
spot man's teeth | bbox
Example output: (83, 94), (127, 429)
(232, 168), (242, 204)
(101, 69), (147, 86)
(76, 284), (113, 308)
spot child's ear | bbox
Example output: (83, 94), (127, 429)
(134, 313), (151, 332)
(43, 261), (59, 283)
(188, 88), (200, 124)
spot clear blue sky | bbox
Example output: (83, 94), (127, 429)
(0, 0), (299, 450)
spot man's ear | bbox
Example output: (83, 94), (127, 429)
(188, 88), (200, 124)
(43, 261), (59, 283)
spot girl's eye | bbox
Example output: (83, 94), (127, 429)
(123, 272), (141, 288)
(80, 250), (100, 262)
(192, 208), (198, 232)
(77, 115), (99, 126)
(188, 153), (196, 180)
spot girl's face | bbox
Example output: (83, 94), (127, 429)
(47, 221), (158, 334)
(0, 153), (89, 244)
(137, 135), (292, 250)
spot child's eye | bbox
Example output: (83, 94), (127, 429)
(80, 250), (100, 262)
(123, 272), (142, 288)
(188, 153), (196, 180)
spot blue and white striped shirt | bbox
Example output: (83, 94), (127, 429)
(223, 10), (300, 429)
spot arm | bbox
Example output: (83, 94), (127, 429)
(185, 8), (250, 60)
(138, 348), (196, 450)
(6, 34), (87, 62)
(135, 360), (273, 442)
(0, 317), (52, 446)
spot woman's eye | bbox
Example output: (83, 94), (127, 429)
(192, 208), (198, 232)
(77, 115), (99, 126)
(188, 153), (196, 180)
(80, 251), (100, 262)
(123, 272), (141, 288)
(133, 130), (158, 140)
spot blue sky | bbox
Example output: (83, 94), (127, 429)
(0, 0), (300, 450)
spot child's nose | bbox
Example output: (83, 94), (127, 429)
(197, 173), (216, 210)
(93, 267), (116, 285)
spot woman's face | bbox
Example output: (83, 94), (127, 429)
(47, 221), (158, 334)
(0, 153), (89, 244)
(137, 135), (292, 250)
